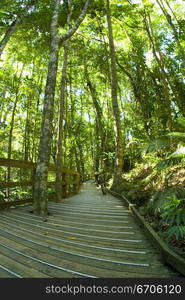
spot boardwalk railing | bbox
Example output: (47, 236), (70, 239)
(0, 158), (81, 209)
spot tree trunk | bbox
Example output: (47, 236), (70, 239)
(7, 66), (24, 198)
(0, 19), (19, 58)
(85, 65), (106, 171)
(77, 141), (85, 182)
(0, 91), (6, 123)
(32, 73), (44, 162)
(33, 0), (60, 217)
(74, 148), (82, 175)
(94, 118), (100, 176)
(59, 0), (92, 45)
(106, 0), (123, 190)
(55, 42), (68, 202)
(33, 0), (92, 216)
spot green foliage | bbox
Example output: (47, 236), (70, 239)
(143, 131), (185, 156)
(155, 154), (185, 171)
(0, 0), (185, 246)
(161, 195), (185, 225)
(160, 195), (185, 243)
(175, 117), (185, 130)
(166, 226), (185, 242)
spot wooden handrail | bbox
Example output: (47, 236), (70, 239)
(0, 158), (79, 174)
(0, 157), (81, 208)
(0, 181), (34, 188)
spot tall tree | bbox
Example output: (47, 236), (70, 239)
(85, 65), (106, 172)
(33, 0), (92, 216)
(7, 65), (24, 198)
(106, 0), (123, 190)
(156, 0), (185, 63)
(33, 0), (60, 216)
(55, 41), (68, 202)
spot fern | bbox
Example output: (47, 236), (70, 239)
(143, 136), (172, 154)
(166, 226), (185, 242)
(176, 117), (185, 130)
(160, 195), (185, 243)
(143, 130), (185, 157)
(167, 132), (185, 140)
(155, 155), (185, 171)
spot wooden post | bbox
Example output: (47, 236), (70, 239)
(73, 174), (77, 194)
(62, 172), (67, 198)
(77, 174), (81, 192)
(32, 168), (36, 200)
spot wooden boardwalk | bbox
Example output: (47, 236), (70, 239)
(0, 181), (180, 278)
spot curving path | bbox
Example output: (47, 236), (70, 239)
(0, 181), (180, 278)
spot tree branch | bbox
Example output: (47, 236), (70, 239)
(59, 0), (92, 44)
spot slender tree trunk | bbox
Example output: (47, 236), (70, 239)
(0, 20), (20, 58)
(33, 0), (60, 216)
(59, 0), (92, 45)
(32, 73), (44, 162)
(143, 12), (185, 116)
(77, 141), (85, 181)
(156, 0), (185, 62)
(74, 148), (81, 175)
(0, 91), (6, 122)
(164, 0), (180, 26)
(85, 66), (106, 171)
(55, 42), (68, 202)
(7, 66), (24, 198)
(87, 111), (96, 174)
(106, 0), (123, 190)
(24, 84), (34, 161)
(69, 61), (82, 176)
(94, 118), (100, 176)
(0, 0), (36, 58)
(24, 110), (31, 161)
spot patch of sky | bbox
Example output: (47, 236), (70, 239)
(126, 131), (132, 140)
(129, 0), (142, 5)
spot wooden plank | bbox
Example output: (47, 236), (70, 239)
(0, 180), (55, 188)
(0, 199), (33, 209)
(0, 266), (17, 278)
(0, 208), (177, 277)
(2, 222), (162, 262)
(0, 181), (33, 188)
(0, 180), (79, 188)
(106, 188), (185, 277)
(0, 158), (36, 169)
(131, 206), (185, 277)
(0, 182), (180, 278)
(0, 252), (50, 278)
(0, 189), (80, 209)
(0, 234), (156, 278)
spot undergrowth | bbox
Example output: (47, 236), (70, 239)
(120, 153), (185, 253)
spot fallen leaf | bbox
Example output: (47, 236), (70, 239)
(68, 236), (77, 240)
